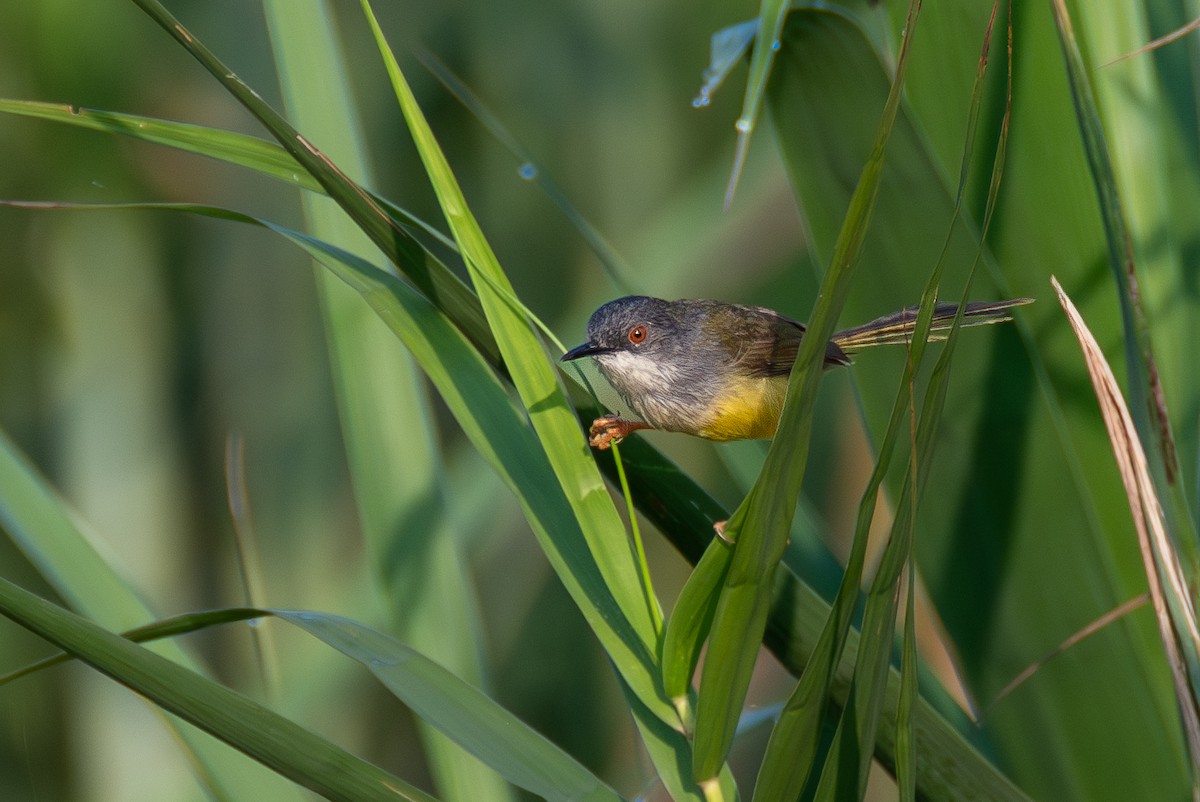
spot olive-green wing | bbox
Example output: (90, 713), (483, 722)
(722, 304), (850, 378)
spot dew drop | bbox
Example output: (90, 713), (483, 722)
(771, 40), (781, 51)
(517, 162), (538, 180)
(734, 117), (753, 133)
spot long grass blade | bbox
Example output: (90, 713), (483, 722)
(693, 0), (925, 785)
(274, 610), (623, 802)
(724, 0), (789, 206)
(0, 98), (457, 251)
(1048, 0), (1196, 562)
(0, 580), (437, 802)
(805, 4), (1009, 796)
(1052, 276), (1200, 781)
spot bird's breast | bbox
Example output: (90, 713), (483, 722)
(696, 374), (788, 441)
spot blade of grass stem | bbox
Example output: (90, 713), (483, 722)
(356, 7), (727, 795)
(724, 0), (789, 206)
(692, 0), (925, 784)
(898, 559), (918, 802)
(0, 99), (459, 253)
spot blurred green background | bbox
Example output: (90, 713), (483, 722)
(2, 0), (1200, 800)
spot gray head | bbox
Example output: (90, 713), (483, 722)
(561, 296), (716, 431)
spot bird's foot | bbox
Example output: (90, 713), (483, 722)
(588, 415), (651, 450)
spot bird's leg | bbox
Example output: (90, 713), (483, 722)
(588, 414), (653, 450)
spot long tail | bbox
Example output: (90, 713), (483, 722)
(831, 298), (1032, 354)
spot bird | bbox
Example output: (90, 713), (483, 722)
(561, 295), (1030, 449)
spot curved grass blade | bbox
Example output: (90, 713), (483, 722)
(0, 99), (457, 252)
(692, 0), (925, 784)
(0, 195), (710, 797)
(0, 199), (646, 689)
(1053, 276), (1200, 784)
(777, 4), (1005, 796)
(0, 604), (621, 802)
(273, 610), (623, 802)
(0, 99), (320, 187)
(0, 580), (437, 802)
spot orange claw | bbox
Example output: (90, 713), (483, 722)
(587, 415), (652, 449)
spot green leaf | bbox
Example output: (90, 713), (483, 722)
(273, 610), (623, 802)
(692, 1), (924, 783)
(0, 580), (436, 802)
(661, 535), (733, 704)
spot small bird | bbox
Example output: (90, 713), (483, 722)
(562, 295), (1030, 449)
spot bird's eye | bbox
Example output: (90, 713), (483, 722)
(628, 325), (647, 344)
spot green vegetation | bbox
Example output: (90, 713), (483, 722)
(1, 1), (1198, 800)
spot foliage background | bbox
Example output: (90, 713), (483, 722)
(0, 0), (1198, 800)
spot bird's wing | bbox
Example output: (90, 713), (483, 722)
(724, 305), (850, 378)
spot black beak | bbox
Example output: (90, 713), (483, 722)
(561, 341), (609, 362)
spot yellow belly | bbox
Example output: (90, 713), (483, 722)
(696, 375), (788, 441)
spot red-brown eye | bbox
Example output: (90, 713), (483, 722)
(628, 325), (647, 344)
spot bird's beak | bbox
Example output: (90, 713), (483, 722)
(561, 341), (609, 362)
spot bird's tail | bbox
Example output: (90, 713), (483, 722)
(831, 298), (1032, 354)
